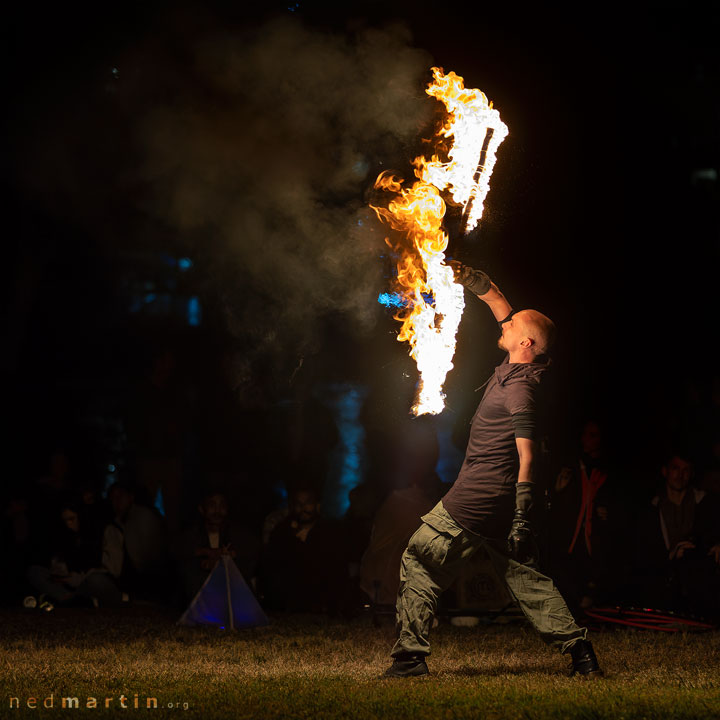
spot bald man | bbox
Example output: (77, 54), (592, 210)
(384, 263), (602, 679)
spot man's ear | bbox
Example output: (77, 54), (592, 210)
(660, 467), (668, 481)
(520, 337), (534, 349)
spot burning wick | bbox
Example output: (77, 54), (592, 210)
(461, 126), (495, 234)
(372, 68), (508, 416)
(422, 69), (509, 236)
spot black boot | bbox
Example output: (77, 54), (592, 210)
(384, 653), (429, 678)
(566, 639), (604, 678)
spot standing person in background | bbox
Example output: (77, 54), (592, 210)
(550, 420), (622, 612)
(360, 474), (436, 607)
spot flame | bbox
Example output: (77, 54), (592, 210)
(419, 68), (509, 234)
(371, 68), (508, 416)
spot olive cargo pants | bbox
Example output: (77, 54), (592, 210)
(392, 502), (587, 658)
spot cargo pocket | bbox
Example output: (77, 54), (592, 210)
(409, 522), (459, 568)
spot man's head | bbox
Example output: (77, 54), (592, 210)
(498, 309), (556, 358)
(199, 492), (229, 530)
(580, 420), (603, 458)
(662, 453), (693, 493)
(289, 488), (321, 527)
(60, 505), (80, 533)
(108, 483), (135, 520)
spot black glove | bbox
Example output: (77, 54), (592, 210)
(507, 482), (539, 565)
(448, 260), (492, 296)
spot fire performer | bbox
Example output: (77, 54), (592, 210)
(384, 262), (603, 679)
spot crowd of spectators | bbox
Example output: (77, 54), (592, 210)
(548, 421), (720, 619)
(2, 363), (719, 623)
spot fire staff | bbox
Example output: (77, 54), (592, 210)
(384, 262), (603, 679)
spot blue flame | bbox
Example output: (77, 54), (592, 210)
(377, 292), (406, 308)
(377, 292), (435, 308)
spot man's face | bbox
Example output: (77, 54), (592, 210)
(200, 494), (228, 527)
(581, 422), (602, 456)
(498, 313), (526, 353)
(291, 491), (319, 525)
(662, 456), (692, 492)
(61, 509), (79, 533)
(110, 488), (133, 518)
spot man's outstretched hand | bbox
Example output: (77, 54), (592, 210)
(448, 260), (492, 296)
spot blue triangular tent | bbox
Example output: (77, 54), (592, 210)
(178, 555), (268, 629)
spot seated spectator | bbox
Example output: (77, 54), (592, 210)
(633, 450), (720, 618)
(26, 502), (121, 607)
(261, 503), (289, 546)
(176, 490), (261, 603)
(549, 419), (624, 611)
(258, 487), (342, 613)
(359, 477), (436, 606)
(102, 481), (170, 604)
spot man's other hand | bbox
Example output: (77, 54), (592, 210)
(507, 511), (538, 565)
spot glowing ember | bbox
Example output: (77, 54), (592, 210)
(372, 68), (508, 415)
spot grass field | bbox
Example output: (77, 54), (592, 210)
(2, 608), (719, 719)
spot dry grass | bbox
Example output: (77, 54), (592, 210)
(1, 608), (719, 719)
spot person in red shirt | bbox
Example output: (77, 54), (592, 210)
(549, 420), (621, 612)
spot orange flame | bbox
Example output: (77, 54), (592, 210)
(372, 68), (507, 415)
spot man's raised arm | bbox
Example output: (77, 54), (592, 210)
(449, 261), (513, 322)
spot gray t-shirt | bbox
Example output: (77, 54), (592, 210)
(441, 354), (550, 538)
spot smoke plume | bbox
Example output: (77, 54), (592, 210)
(17, 13), (436, 388)
(133, 17), (434, 366)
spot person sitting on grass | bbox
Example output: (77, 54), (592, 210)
(175, 489), (261, 603)
(26, 502), (122, 607)
(102, 481), (170, 604)
(259, 486), (343, 613)
(633, 450), (720, 619)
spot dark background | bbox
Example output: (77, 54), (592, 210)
(5, 1), (719, 508)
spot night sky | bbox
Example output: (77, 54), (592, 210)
(6, 1), (719, 491)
